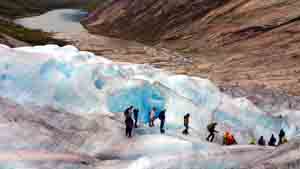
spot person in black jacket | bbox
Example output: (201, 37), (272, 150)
(158, 109), (166, 134)
(133, 109), (139, 128)
(124, 106), (133, 119)
(206, 122), (218, 142)
(182, 113), (190, 135)
(268, 134), (277, 146)
(278, 129), (286, 145)
(125, 116), (134, 138)
(258, 136), (266, 146)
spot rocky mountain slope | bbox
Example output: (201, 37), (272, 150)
(83, 0), (300, 95)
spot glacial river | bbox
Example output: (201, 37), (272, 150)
(15, 9), (88, 33)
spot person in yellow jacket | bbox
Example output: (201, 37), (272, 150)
(282, 137), (288, 144)
(249, 138), (256, 145)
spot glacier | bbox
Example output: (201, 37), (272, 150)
(0, 44), (300, 169)
(0, 44), (298, 143)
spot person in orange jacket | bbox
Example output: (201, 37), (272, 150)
(223, 131), (237, 145)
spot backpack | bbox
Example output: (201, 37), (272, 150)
(207, 123), (215, 132)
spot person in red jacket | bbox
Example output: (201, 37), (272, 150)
(223, 131), (237, 145)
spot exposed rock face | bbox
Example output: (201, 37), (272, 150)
(84, 0), (228, 43)
(221, 84), (300, 112)
(83, 0), (300, 95)
(54, 32), (192, 73)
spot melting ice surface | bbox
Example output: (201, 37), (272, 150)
(0, 44), (298, 146)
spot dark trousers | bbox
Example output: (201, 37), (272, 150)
(206, 132), (215, 142)
(160, 120), (165, 133)
(126, 126), (132, 138)
(182, 125), (189, 135)
(134, 116), (138, 128)
(278, 136), (284, 145)
(149, 118), (155, 127)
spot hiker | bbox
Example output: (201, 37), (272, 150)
(149, 107), (156, 127)
(230, 134), (237, 145)
(158, 109), (166, 134)
(223, 132), (237, 145)
(182, 113), (190, 135)
(206, 122), (218, 142)
(282, 137), (288, 144)
(258, 136), (266, 146)
(223, 132), (230, 145)
(125, 115), (134, 138)
(124, 106), (133, 119)
(278, 129), (286, 145)
(249, 138), (256, 145)
(133, 108), (139, 128)
(268, 134), (277, 146)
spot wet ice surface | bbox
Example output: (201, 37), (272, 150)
(15, 9), (88, 33)
(0, 44), (300, 169)
(0, 98), (277, 169)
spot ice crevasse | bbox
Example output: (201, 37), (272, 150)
(0, 44), (298, 144)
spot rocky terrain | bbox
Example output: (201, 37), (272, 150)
(83, 0), (300, 96)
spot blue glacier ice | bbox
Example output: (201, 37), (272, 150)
(0, 44), (298, 145)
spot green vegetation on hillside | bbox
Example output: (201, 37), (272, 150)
(84, 0), (101, 12)
(0, 20), (67, 46)
(0, 0), (93, 18)
(84, 0), (112, 12)
(0, 0), (48, 18)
